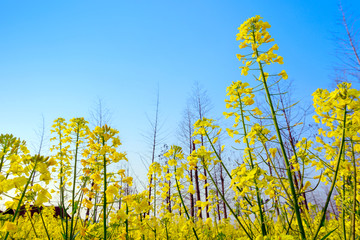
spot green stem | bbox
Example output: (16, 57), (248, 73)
(70, 124), (80, 239)
(350, 140), (356, 240)
(39, 208), (51, 240)
(154, 174), (157, 219)
(0, 145), (7, 172)
(203, 130), (255, 234)
(126, 203), (129, 240)
(4, 156), (39, 240)
(165, 218), (169, 240)
(140, 213), (145, 240)
(200, 157), (254, 239)
(312, 106), (347, 240)
(102, 136), (107, 240)
(259, 142), (292, 225)
(204, 131), (253, 207)
(173, 165), (199, 240)
(237, 94), (267, 236)
(73, 185), (87, 236)
(254, 42), (306, 239)
(343, 177), (347, 240)
(25, 210), (39, 238)
(57, 122), (69, 238)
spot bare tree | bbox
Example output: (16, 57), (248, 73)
(192, 82), (213, 219)
(89, 98), (112, 128)
(33, 114), (46, 155)
(215, 139), (228, 220)
(31, 115), (48, 186)
(147, 89), (160, 215)
(276, 83), (312, 211)
(177, 81), (213, 219)
(333, 2), (360, 84)
(86, 98), (112, 222)
(177, 105), (195, 217)
(141, 87), (167, 216)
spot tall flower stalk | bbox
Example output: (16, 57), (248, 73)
(86, 124), (127, 239)
(68, 118), (89, 240)
(164, 145), (200, 240)
(234, 16), (306, 239)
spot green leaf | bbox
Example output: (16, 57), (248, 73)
(320, 227), (338, 240)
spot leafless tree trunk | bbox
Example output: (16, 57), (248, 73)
(193, 142), (202, 219)
(213, 168), (221, 221)
(177, 82), (213, 219)
(31, 115), (46, 186)
(277, 83), (310, 211)
(166, 168), (172, 213)
(178, 106), (195, 217)
(143, 88), (166, 216)
(89, 98), (112, 128)
(192, 82), (212, 219)
(87, 98), (112, 223)
(148, 92), (160, 214)
(219, 164), (227, 219)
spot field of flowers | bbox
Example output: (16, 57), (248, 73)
(0, 16), (359, 240)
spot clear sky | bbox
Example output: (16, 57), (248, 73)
(0, 0), (359, 186)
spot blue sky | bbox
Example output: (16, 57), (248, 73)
(0, 0), (358, 186)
